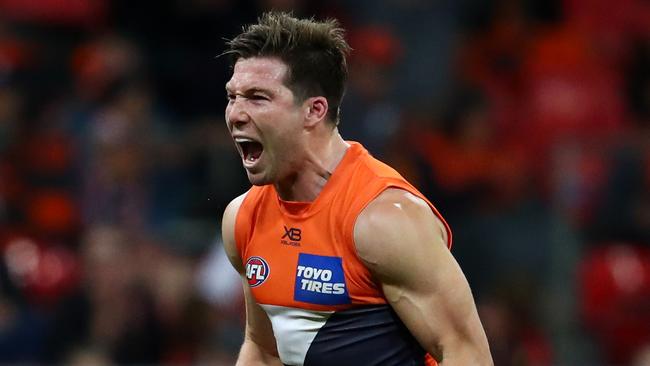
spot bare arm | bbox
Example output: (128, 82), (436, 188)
(354, 189), (493, 365)
(222, 193), (283, 366)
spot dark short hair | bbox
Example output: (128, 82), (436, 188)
(224, 12), (351, 125)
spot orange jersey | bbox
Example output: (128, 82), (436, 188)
(235, 142), (451, 366)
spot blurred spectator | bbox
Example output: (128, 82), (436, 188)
(479, 282), (553, 366)
(340, 25), (402, 157)
(588, 39), (650, 244)
(564, 0), (650, 63)
(589, 145), (650, 244)
(44, 225), (162, 364)
(79, 80), (191, 233)
(70, 34), (142, 104)
(0, 244), (48, 364)
(344, 0), (461, 104)
(0, 19), (32, 80)
(0, 84), (23, 223)
(411, 85), (529, 214)
(519, 24), (626, 166)
(579, 244), (650, 365)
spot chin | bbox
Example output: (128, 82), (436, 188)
(246, 172), (272, 186)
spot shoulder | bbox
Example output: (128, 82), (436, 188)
(222, 191), (250, 274)
(341, 152), (418, 223)
(353, 188), (449, 280)
(354, 188), (448, 245)
(222, 190), (249, 225)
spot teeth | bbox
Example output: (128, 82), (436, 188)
(235, 137), (255, 143)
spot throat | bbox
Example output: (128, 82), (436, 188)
(274, 135), (349, 202)
(275, 170), (330, 203)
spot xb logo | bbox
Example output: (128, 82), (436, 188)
(282, 226), (302, 241)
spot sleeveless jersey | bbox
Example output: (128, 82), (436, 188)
(235, 142), (452, 366)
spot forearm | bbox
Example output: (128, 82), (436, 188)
(236, 338), (283, 366)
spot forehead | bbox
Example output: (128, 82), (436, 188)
(226, 57), (289, 91)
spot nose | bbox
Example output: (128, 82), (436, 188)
(226, 97), (250, 129)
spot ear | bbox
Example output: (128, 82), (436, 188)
(303, 96), (329, 128)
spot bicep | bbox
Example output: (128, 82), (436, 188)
(381, 240), (482, 360)
(354, 190), (489, 362)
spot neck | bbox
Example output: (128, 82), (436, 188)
(275, 130), (349, 202)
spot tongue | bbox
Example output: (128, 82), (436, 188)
(246, 142), (263, 161)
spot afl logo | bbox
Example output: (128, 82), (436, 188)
(245, 256), (270, 287)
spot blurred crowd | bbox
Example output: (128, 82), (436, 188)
(0, 0), (648, 365)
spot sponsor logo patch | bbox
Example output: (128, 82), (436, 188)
(246, 256), (270, 287)
(282, 226), (302, 242)
(294, 253), (350, 305)
(280, 226), (302, 246)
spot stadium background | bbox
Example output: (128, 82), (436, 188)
(0, 0), (649, 364)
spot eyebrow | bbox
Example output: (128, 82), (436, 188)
(225, 86), (271, 95)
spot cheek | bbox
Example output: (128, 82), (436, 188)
(254, 104), (304, 143)
(259, 109), (297, 134)
(261, 123), (295, 159)
(271, 121), (300, 148)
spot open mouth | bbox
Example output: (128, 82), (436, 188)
(235, 138), (264, 163)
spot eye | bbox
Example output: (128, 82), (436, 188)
(226, 93), (236, 102)
(251, 94), (269, 101)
